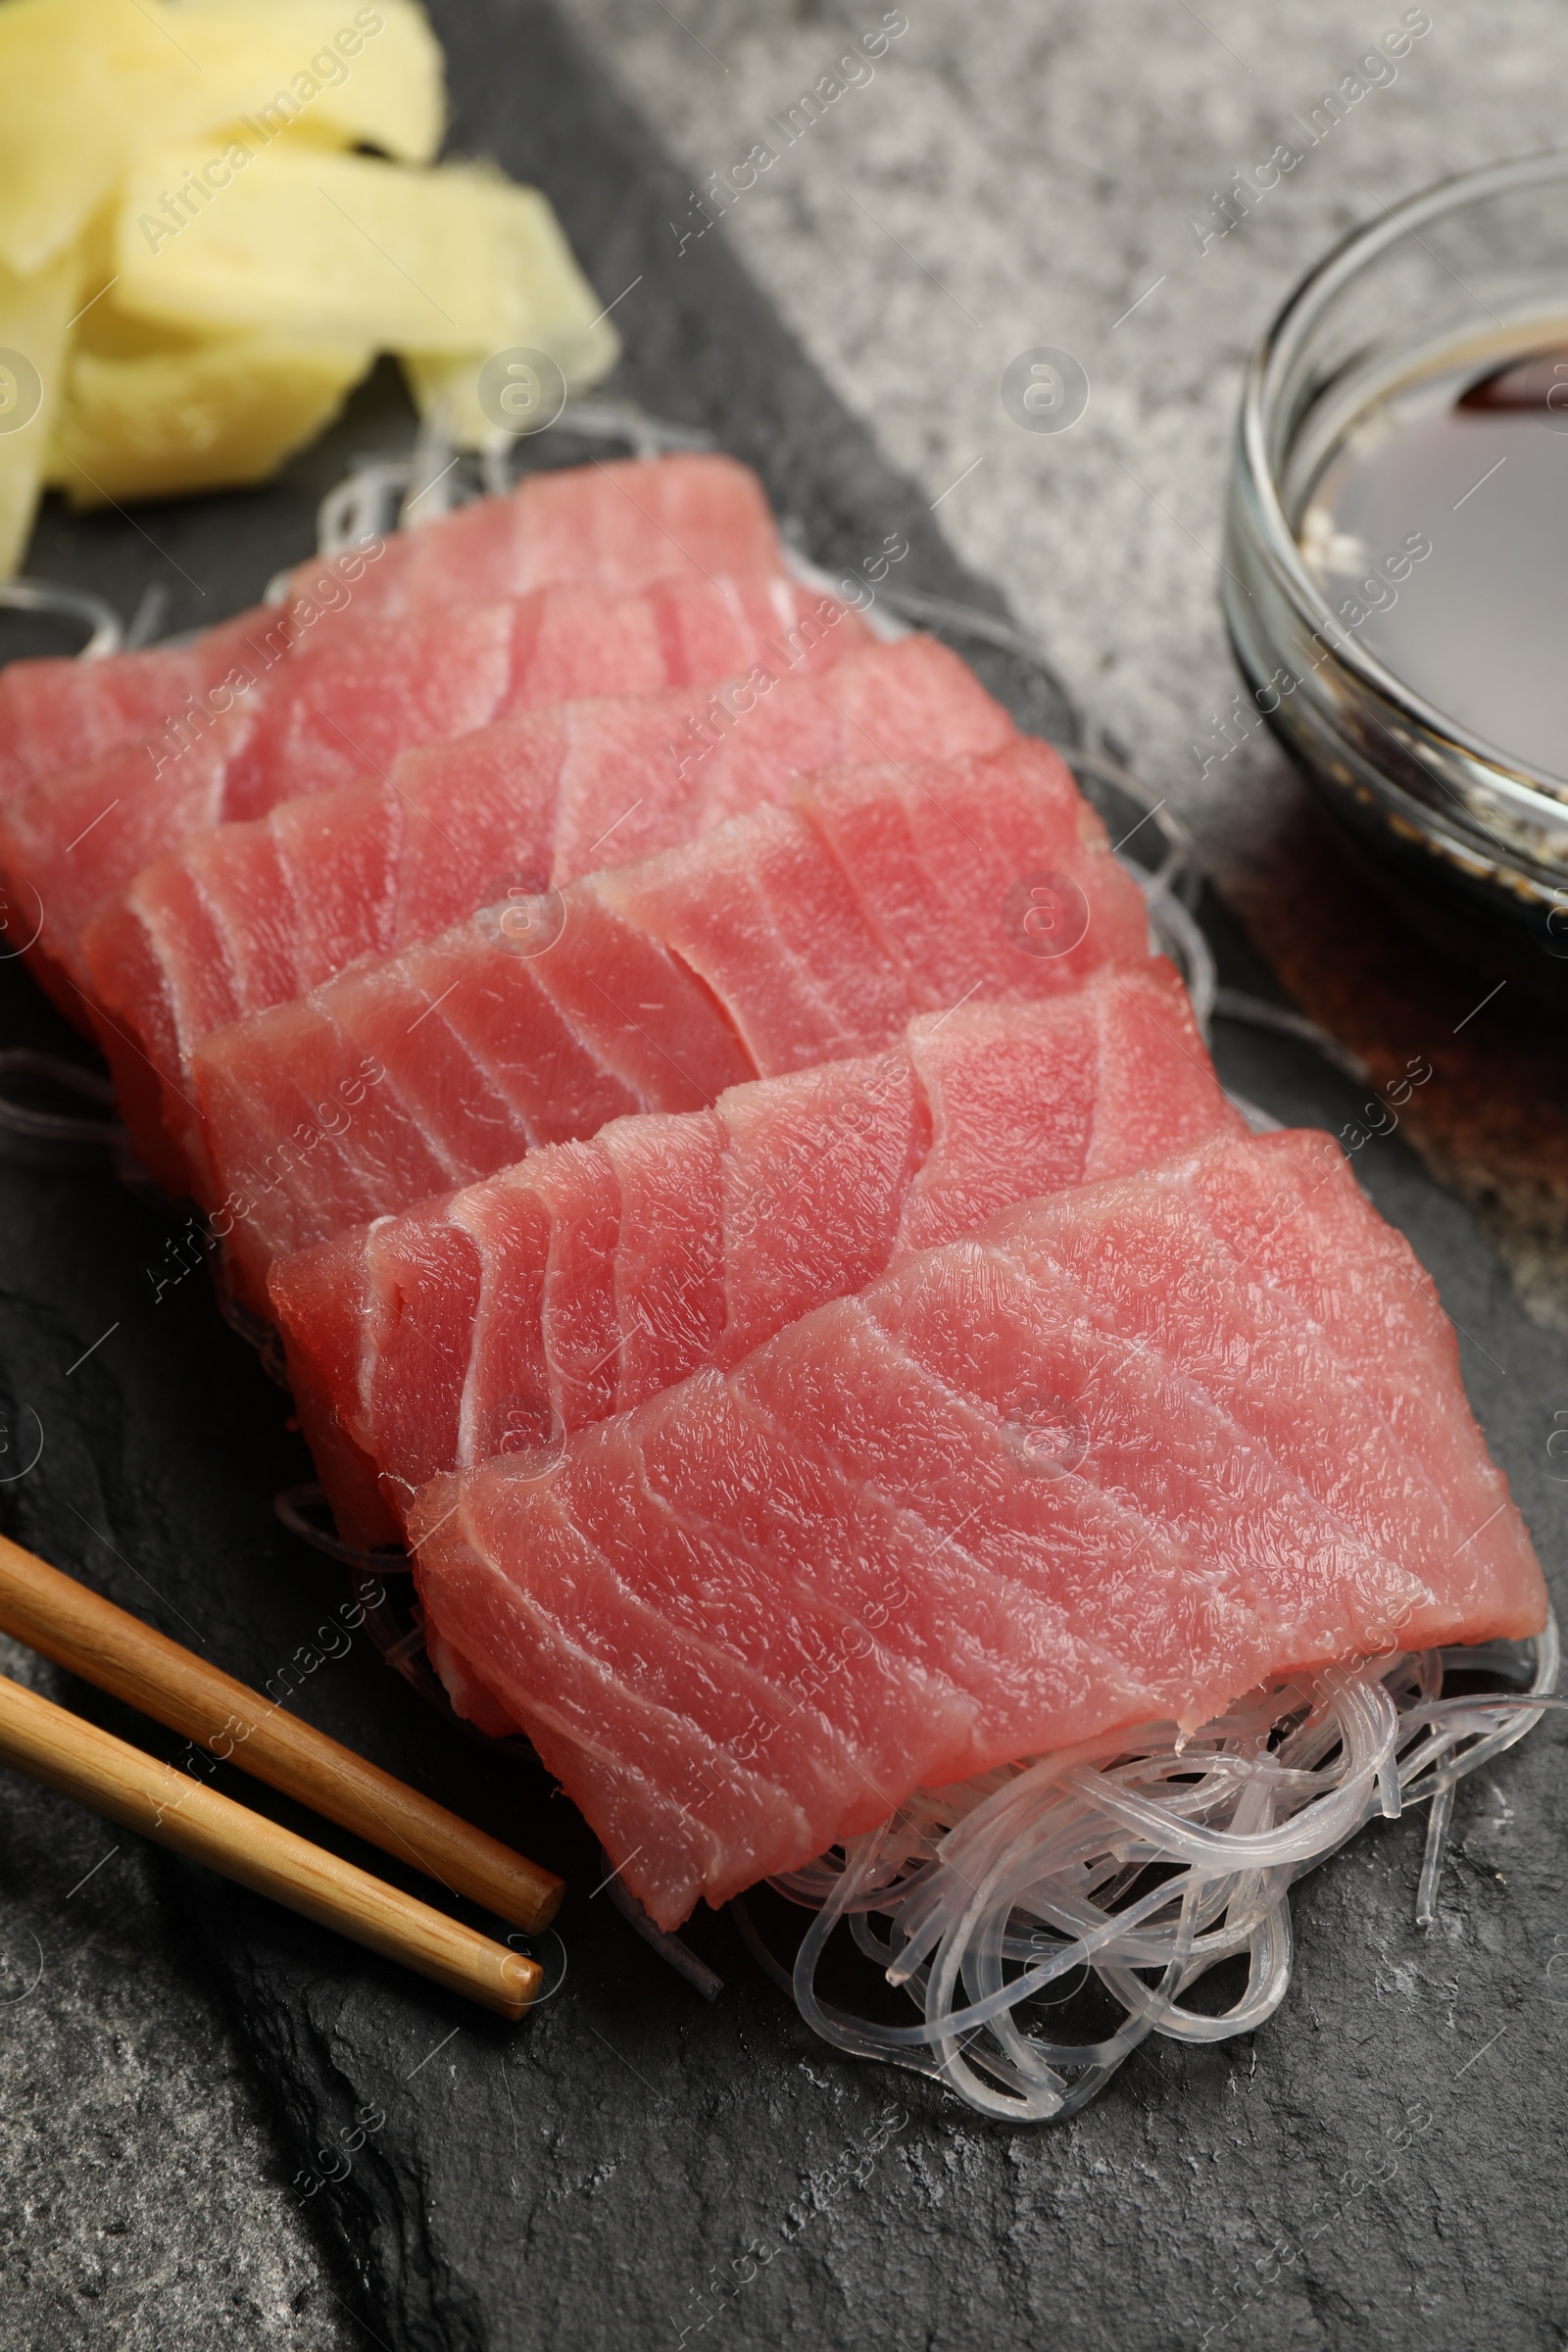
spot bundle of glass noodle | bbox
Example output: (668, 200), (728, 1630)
(748, 1620), (1559, 2121)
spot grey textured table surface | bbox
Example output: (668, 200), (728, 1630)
(3, 5), (1567, 2347)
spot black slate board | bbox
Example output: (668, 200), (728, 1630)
(3, 6), (1567, 2347)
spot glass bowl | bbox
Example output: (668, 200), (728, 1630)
(1224, 149), (1568, 970)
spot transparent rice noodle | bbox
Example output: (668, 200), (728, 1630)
(734, 1618), (1560, 2122)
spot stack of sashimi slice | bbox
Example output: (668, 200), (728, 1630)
(3, 451), (1545, 1940)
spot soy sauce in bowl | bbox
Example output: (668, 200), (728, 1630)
(1224, 151), (1568, 966)
(1298, 348), (1568, 788)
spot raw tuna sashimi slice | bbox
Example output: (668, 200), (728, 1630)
(407, 1127), (1550, 1931)
(81, 637), (1013, 1189)
(270, 961), (1241, 1546)
(286, 451), (785, 621)
(196, 740), (1150, 1307)
(0, 572), (865, 1022)
(598, 740), (1144, 1070)
(0, 606), (301, 804)
(199, 891), (757, 1308)
(0, 455), (783, 801)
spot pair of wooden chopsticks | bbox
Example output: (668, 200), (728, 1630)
(0, 1532), (562, 2018)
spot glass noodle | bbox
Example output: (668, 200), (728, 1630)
(734, 1618), (1560, 2121)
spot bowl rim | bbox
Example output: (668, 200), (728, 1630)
(1235, 145), (1568, 803)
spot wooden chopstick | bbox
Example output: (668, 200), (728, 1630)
(0, 1671), (539, 2017)
(0, 1533), (563, 1933)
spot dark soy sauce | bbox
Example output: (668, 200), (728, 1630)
(1297, 345), (1568, 786)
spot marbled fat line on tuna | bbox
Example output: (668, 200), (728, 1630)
(270, 962), (1240, 1549)
(79, 636), (1013, 1191)
(409, 1128), (1548, 1934)
(192, 739), (1151, 1308)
